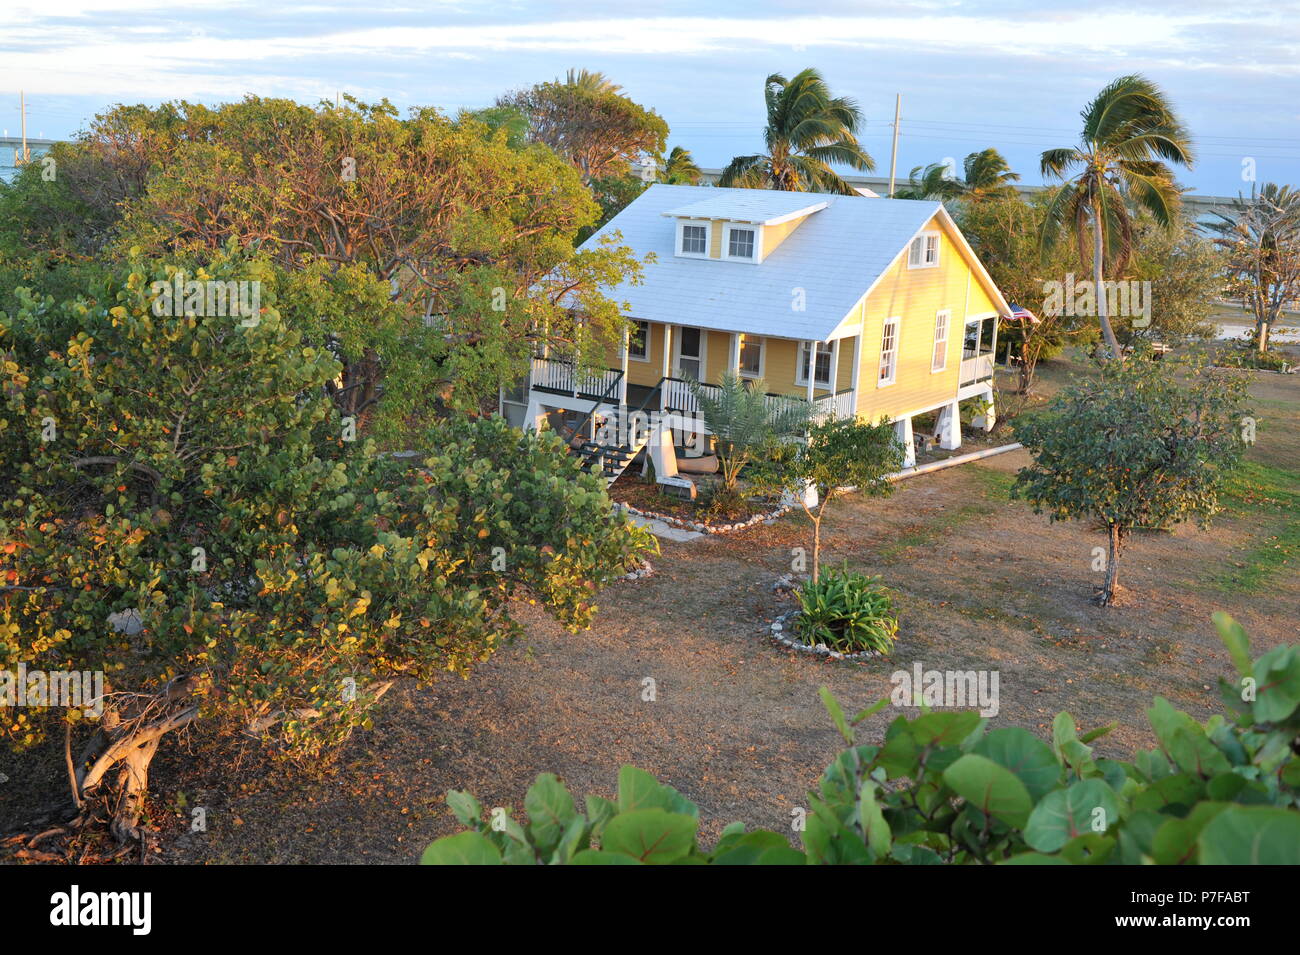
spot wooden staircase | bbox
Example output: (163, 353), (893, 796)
(573, 408), (652, 486)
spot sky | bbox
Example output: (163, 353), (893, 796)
(2, 0), (1298, 196)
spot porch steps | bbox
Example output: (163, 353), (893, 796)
(572, 410), (652, 486)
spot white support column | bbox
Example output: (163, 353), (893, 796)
(972, 385), (996, 432)
(731, 332), (741, 377)
(829, 339), (840, 393)
(849, 334), (861, 418)
(660, 323), (673, 415)
(620, 327), (630, 410)
(936, 400), (961, 450)
(894, 416), (916, 468)
(804, 341), (816, 403)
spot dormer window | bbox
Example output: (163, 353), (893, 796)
(908, 232), (940, 269)
(680, 224), (707, 256)
(727, 226), (756, 260)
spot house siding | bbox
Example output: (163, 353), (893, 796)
(854, 215), (987, 423)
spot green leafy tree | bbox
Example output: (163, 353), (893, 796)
(756, 417), (903, 582)
(1127, 212), (1224, 346)
(498, 70), (669, 184)
(1040, 75), (1194, 358)
(688, 373), (810, 496)
(1, 97), (646, 435)
(0, 259), (651, 842)
(719, 68), (874, 194)
(1011, 354), (1249, 605)
(1209, 182), (1300, 353)
(423, 614), (1300, 865)
(957, 194), (1082, 407)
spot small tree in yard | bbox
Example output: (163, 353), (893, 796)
(758, 417), (903, 583)
(0, 259), (651, 845)
(1012, 354), (1250, 606)
(689, 373), (810, 499)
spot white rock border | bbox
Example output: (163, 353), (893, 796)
(768, 610), (889, 661)
(618, 559), (655, 582)
(614, 501), (789, 536)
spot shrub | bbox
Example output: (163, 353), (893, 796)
(421, 613), (1300, 864)
(1215, 341), (1293, 372)
(793, 569), (898, 654)
(0, 259), (652, 841)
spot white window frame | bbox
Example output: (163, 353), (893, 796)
(931, 309), (950, 372)
(738, 334), (764, 379)
(907, 231), (941, 269)
(628, 320), (650, 362)
(722, 222), (761, 262)
(879, 317), (900, 386)
(796, 341), (833, 388)
(676, 220), (709, 258)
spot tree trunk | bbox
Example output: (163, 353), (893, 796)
(1100, 522), (1121, 606)
(1258, 318), (1271, 354)
(74, 679), (199, 843)
(1094, 205), (1121, 360)
(811, 510), (822, 584)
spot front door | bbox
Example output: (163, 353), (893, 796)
(675, 326), (704, 380)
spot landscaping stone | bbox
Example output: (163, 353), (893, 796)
(614, 501), (790, 538)
(766, 610), (887, 661)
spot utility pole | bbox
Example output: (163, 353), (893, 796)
(18, 89), (29, 166)
(887, 93), (900, 198)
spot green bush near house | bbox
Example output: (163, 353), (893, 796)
(421, 613), (1300, 864)
(792, 569), (899, 655)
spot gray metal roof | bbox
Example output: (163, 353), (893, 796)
(584, 183), (944, 341)
(663, 191), (829, 225)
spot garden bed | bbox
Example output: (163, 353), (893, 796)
(609, 473), (788, 534)
(767, 610), (887, 661)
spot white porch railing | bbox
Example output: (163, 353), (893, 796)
(960, 353), (994, 385)
(812, 389), (856, 421)
(662, 377), (855, 424)
(662, 377), (716, 413)
(529, 356), (622, 401)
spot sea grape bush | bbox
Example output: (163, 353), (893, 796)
(0, 258), (652, 838)
(422, 613), (1300, 864)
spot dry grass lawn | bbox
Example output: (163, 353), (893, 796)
(5, 352), (1298, 864)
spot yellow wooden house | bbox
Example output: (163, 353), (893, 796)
(508, 185), (1009, 483)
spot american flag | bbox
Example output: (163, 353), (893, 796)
(1006, 303), (1040, 325)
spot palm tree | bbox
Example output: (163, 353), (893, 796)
(1039, 75), (1194, 358)
(688, 374), (811, 495)
(657, 146), (702, 185)
(895, 149), (1019, 202)
(1209, 183), (1300, 352)
(962, 148), (1020, 201)
(719, 69), (874, 194)
(563, 68), (620, 94)
(894, 162), (966, 201)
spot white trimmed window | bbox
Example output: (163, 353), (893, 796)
(680, 224), (707, 256)
(628, 320), (650, 361)
(879, 318), (900, 386)
(727, 226), (756, 260)
(797, 341), (833, 387)
(907, 232), (940, 269)
(932, 310), (950, 372)
(739, 335), (763, 378)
